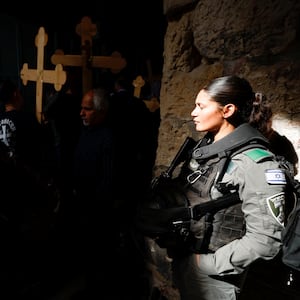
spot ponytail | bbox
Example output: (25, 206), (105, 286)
(249, 92), (273, 138)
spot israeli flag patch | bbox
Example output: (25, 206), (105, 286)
(266, 192), (285, 226)
(265, 169), (286, 184)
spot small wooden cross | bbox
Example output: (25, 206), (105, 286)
(132, 75), (145, 98)
(20, 27), (66, 123)
(51, 16), (127, 94)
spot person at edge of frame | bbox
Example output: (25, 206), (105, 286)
(249, 92), (298, 176)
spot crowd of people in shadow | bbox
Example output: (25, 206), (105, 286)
(2, 72), (161, 300)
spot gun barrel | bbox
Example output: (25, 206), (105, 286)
(166, 137), (196, 177)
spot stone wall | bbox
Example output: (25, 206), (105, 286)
(156, 0), (300, 177)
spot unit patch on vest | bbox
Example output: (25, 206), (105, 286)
(266, 192), (285, 226)
(265, 169), (286, 185)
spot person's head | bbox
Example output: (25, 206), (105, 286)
(114, 76), (130, 93)
(191, 75), (255, 141)
(80, 87), (109, 127)
(0, 79), (24, 112)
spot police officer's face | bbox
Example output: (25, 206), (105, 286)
(191, 89), (235, 140)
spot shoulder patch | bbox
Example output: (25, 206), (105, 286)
(266, 192), (285, 226)
(265, 169), (287, 184)
(243, 148), (273, 162)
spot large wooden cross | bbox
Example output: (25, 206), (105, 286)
(51, 16), (127, 94)
(20, 27), (66, 123)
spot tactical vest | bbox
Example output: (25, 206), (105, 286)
(136, 124), (271, 256)
(178, 153), (245, 253)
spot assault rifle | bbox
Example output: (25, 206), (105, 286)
(151, 136), (197, 190)
(137, 124), (271, 253)
(139, 191), (241, 236)
(140, 135), (241, 237)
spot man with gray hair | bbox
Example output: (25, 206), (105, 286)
(72, 87), (115, 297)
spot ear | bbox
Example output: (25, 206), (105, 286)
(223, 104), (237, 118)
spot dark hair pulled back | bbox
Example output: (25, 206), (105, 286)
(203, 75), (255, 126)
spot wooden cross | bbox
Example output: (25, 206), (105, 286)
(132, 75), (145, 98)
(20, 27), (66, 123)
(51, 16), (127, 95)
